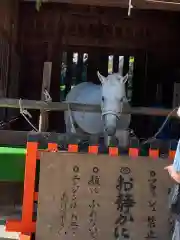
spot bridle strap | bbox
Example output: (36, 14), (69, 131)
(101, 110), (121, 120)
(101, 97), (126, 120)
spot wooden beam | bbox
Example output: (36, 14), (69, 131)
(0, 98), (101, 111)
(23, 0), (180, 11)
(0, 98), (178, 117)
(0, 130), (100, 146)
(0, 130), (28, 146)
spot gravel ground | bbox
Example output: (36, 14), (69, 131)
(0, 225), (19, 239)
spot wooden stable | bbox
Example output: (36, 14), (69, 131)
(1, 1), (180, 135)
(0, 0), (178, 139)
(19, 3), (180, 110)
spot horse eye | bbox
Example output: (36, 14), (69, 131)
(102, 97), (105, 101)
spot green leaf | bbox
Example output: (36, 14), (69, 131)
(36, 0), (42, 11)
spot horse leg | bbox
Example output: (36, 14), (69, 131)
(115, 129), (129, 148)
(103, 133), (109, 147)
(103, 134), (118, 147)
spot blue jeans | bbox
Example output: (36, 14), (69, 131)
(173, 219), (180, 240)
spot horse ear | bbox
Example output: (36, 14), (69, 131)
(97, 71), (106, 84)
(122, 73), (129, 84)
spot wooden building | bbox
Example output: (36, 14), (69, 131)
(1, 0), (180, 137)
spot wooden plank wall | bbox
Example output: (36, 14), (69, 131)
(18, 3), (180, 96)
(0, 0), (20, 121)
(0, 0), (18, 37)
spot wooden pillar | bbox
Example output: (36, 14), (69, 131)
(98, 52), (108, 77)
(76, 52), (83, 84)
(145, 52), (159, 106)
(5, 0), (20, 121)
(160, 52), (174, 108)
(64, 51), (73, 95)
(46, 21), (63, 131)
(131, 53), (146, 106)
(49, 46), (63, 132)
(130, 52), (149, 138)
(123, 56), (129, 76)
(113, 55), (119, 73)
(87, 50), (108, 84)
(87, 50), (99, 84)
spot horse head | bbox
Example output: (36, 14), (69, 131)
(97, 71), (128, 136)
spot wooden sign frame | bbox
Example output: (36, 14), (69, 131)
(36, 152), (174, 240)
(5, 133), (176, 240)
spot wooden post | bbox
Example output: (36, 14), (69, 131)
(119, 56), (124, 75)
(113, 54), (119, 73)
(64, 51), (73, 96)
(38, 62), (52, 132)
(76, 52), (83, 84)
(132, 53), (146, 106)
(87, 51), (99, 84)
(123, 55), (129, 76)
(98, 52), (108, 77)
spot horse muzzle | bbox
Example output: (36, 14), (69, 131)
(102, 111), (119, 136)
(105, 126), (116, 136)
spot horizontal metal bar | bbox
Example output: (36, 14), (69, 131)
(146, 0), (180, 5)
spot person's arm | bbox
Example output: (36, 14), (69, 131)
(165, 139), (180, 183)
(172, 140), (180, 172)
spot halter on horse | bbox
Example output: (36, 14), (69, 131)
(64, 71), (131, 146)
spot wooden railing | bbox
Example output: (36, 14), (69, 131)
(0, 97), (178, 117)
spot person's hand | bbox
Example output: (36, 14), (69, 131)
(164, 165), (173, 174)
(165, 164), (180, 183)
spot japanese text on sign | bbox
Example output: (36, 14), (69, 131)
(88, 167), (101, 239)
(114, 167), (136, 239)
(58, 192), (68, 235)
(70, 165), (81, 235)
(146, 170), (157, 239)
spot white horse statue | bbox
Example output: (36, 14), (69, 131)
(64, 71), (131, 147)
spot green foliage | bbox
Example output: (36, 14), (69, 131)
(36, 0), (42, 11)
